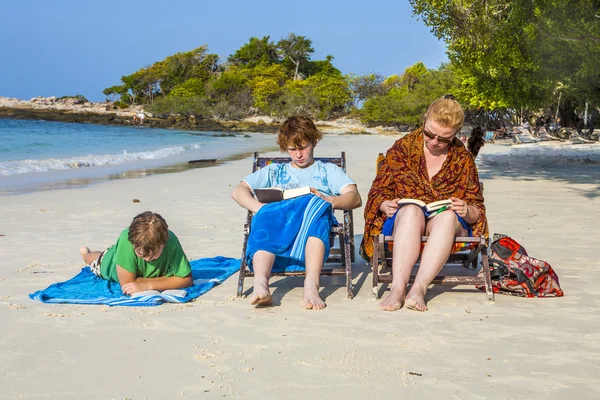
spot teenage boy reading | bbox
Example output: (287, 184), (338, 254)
(80, 211), (192, 295)
(231, 115), (362, 310)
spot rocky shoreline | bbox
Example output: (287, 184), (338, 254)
(0, 96), (402, 135)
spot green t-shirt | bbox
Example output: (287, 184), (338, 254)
(100, 229), (191, 283)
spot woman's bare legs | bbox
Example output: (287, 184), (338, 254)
(405, 211), (468, 312)
(379, 205), (426, 311)
(248, 250), (275, 306)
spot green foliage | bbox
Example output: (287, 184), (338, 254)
(347, 73), (386, 108)
(247, 63), (287, 110)
(104, 45), (219, 104)
(146, 96), (211, 116)
(304, 73), (352, 119)
(409, 0), (600, 113)
(57, 94), (89, 102)
(104, 34), (351, 120)
(228, 36), (279, 68)
(360, 64), (460, 126)
(277, 34), (314, 80)
(169, 78), (205, 100)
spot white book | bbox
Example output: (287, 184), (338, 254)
(130, 289), (187, 301)
(397, 198), (453, 218)
(254, 186), (311, 203)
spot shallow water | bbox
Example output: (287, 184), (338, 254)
(0, 119), (277, 195)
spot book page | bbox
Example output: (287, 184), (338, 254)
(161, 289), (187, 297)
(426, 199), (452, 212)
(130, 290), (161, 298)
(282, 186), (311, 200)
(130, 289), (187, 299)
(397, 198), (427, 208)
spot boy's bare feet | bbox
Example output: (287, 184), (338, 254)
(379, 286), (405, 311)
(80, 246), (91, 262)
(303, 280), (325, 310)
(248, 280), (272, 306)
(405, 285), (428, 312)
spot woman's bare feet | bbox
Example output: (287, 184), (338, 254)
(405, 284), (428, 312)
(248, 280), (272, 306)
(303, 280), (325, 310)
(379, 285), (406, 311)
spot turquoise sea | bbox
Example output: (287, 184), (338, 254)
(0, 119), (276, 195)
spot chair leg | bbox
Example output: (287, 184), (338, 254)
(371, 234), (382, 299)
(237, 259), (247, 298)
(481, 246), (495, 302)
(342, 222), (354, 299)
(237, 219), (252, 298)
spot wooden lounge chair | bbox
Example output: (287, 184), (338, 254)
(370, 153), (494, 302)
(236, 151), (356, 299)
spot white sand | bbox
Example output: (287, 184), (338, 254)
(1, 136), (599, 399)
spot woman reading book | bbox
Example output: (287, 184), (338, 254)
(231, 115), (362, 310)
(360, 96), (488, 312)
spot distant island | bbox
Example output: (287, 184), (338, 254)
(0, 95), (403, 135)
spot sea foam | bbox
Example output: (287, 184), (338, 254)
(0, 144), (201, 176)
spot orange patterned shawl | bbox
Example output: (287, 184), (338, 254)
(359, 128), (488, 261)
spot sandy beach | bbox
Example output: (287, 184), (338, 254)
(1, 135), (599, 399)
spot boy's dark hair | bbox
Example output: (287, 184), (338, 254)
(277, 115), (323, 151)
(128, 211), (169, 258)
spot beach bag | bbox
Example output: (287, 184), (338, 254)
(478, 234), (564, 297)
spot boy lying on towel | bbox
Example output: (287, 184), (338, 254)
(231, 115), (362, 310)
(80, 211), (192, 295)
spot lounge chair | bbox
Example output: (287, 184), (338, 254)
(236, 151), (356, 299)
(370, 153), (494, 302)
(484, 131), (494, 142)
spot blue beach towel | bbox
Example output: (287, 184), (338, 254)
(29, 256), (239, 307)
(246, 194), (335, 272)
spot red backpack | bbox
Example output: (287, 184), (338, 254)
(478, 234), (564, 297)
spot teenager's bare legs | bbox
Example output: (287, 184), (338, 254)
(405, 211), (468, 312)
(380, 205), (426, 311)
(303, 236), (326, 310)
(248, 250), (275, 306)
(80, 247), (102, 265)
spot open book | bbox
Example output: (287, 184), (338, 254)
(254, 186), (311, 203)
(130, 289), (187, 302)
(397, 198), (452, 218)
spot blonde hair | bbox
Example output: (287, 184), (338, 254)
(424, 97), (464, 131)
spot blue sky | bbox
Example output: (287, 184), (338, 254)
(0, 0), (447, 102)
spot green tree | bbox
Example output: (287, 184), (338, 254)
(228, 36), (279, 68)
(247, 63), (287, 111)
(104, 45), (219, 104)
(169, 77), (205, 100)
(361, 64), (460, 126)
(410, 0), (600, 115)
(277, 33), (314, 80)
(347, 73), (386, 108)
(304, 72), (352, 119)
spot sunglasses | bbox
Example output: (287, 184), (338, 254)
(422, 128), (455, 144)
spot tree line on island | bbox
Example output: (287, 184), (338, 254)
(103, 1), (600, 129)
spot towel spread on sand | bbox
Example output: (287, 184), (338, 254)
(29, 256), (239, 307)
(246, 194), (335, 272)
